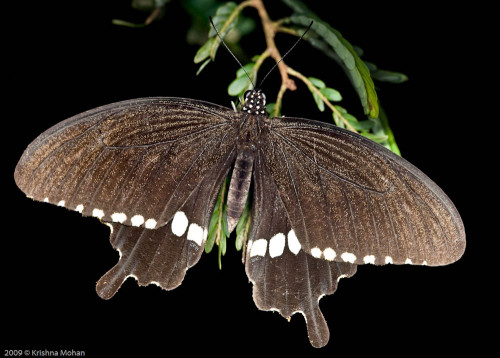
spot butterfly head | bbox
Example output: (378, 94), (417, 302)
(242, 89), (267, 116)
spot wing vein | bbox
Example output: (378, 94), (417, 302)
(271, 130), (387, 194)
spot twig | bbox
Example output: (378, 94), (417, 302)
(251, 0), (296, 92)
(287, 66), (358, 132)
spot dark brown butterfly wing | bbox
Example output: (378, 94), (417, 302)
(96, 151), (232, 298)
(246, 150), (357, 348)
(14, 97), (239, 294)
(14, 97), (237, 229)
(258, 116), (465, 266)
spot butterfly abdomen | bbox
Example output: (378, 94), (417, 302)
(226, 148), (254, 233)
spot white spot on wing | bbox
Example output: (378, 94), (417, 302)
(287, 229), (301, 255)
(187, 223), (204, 246)
(145, 218), (157, 229)
(131, 215), (144, 227)
(269, 233), (286, 258)
(385, 256), (393, 264)
(363, 255), (376, 264)
(341, 252), (356, 263)
(311, 247), (322, 258)
(57, 200), (65, 207)
(405, 258), (413, 265)
(250, 239), (267, 257)
(111, 212), (127, 223)
(43, 197), (49, 203)
(92, 208), (104, 219)
(171, 211), (188, 237)
(323, 248), (336, 261)
(75, 204), (84, 213)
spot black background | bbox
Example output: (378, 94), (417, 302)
(3, 1), (485, 356)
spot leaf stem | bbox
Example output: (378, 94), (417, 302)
(286, 66), (358, 132)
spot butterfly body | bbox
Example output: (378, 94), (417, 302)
(14, 91), (465, 347)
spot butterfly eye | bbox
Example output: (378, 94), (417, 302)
(243, 90), (252, 101)
(260, 92), (266, 105)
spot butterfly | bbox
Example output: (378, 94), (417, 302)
(14, 86), (465, 347)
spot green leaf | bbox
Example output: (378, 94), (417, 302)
(235, 198), (251, 251)
(361, 132), (389, 143)
(236, 63), (255, 78)
(228, 76), (251, 96)
(348, 118), (373, 131)
(282, 1), (379, 118)
(320, 87), (342, 101)
(266, 102), (279, 117)
(196, 58), (211, 75)
(332, 112), (345, 128)
(312, 91), (325, 112)
(372, 69), (408, 83)
(194, 37), (215, 64)
(208, 2), (238, 37)
(205, 175), (229, 254)
(194, 1), (243, 68)
(377, 105), (401, 155)
(111, 19), (146, 28)
(308, 76), (326, 89)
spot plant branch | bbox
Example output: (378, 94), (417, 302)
(251, 0), (296, 92)
(287, 66), (358, 132)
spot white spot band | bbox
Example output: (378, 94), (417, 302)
(171, 211), (188, 237)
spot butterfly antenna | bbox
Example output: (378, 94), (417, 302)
(209, 16), (256, 90)
(258, 21), (313, 89)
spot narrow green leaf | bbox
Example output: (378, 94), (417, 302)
(361, 132), (388, 143)
(235, 199), (251, 251)
(332, 112), (345, 128)
(312, 91), (325, 112)
(112, 19), (146, 28)
(347, 118), (373, 131)
(320, 87), (342, 101)
(372, 69), (408, 83)
(205, 175), (229, 254)
(308, 76), (326, 89)
(194, 37), (215, 63)
(377, 105), (401, 155)
(334, 105), (347, 114)
(196, 58), (211, 75)
(208, 2), (238, 37)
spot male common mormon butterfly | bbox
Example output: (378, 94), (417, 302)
(14, 20), (465, 348)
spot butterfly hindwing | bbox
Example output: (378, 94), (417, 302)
(14, 97), (238, 229)
(96, 151), (234, 299)
(246, 151), (357, 348)
(259, 116), (465, 267)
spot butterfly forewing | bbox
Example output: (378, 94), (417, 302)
(14, 98), (238, 229)
(260, 116), (465, 266)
